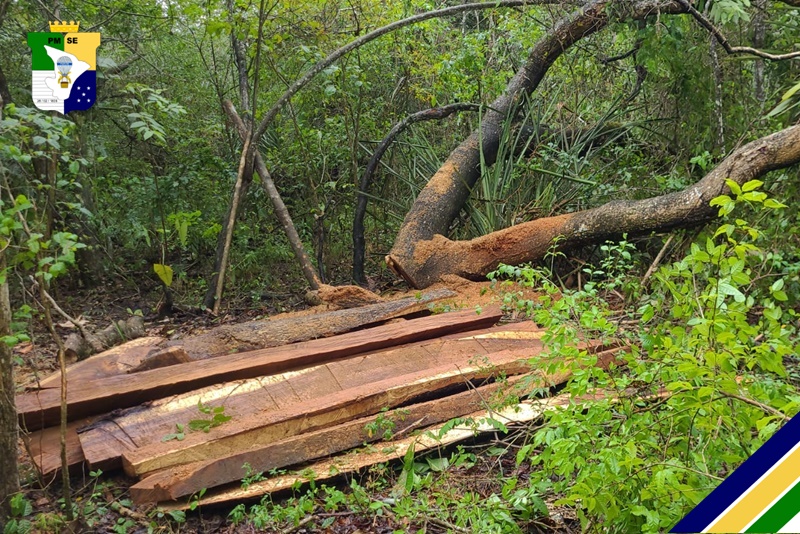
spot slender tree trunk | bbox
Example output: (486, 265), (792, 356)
(0, 253), (19, 517)
(223, 101), (321, 290)
(707, 4), (726, 152)
(203, 150), (254, 312)
(753, 0), (767, 106)
(0, 20), (19, 518)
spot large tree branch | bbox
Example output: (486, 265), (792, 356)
(400, 125), (800, 287)
(248, 0), (572, 153)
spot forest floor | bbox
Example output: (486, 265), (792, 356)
(10, 276), (582, 533)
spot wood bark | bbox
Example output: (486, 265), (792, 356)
(386, 0), (686, 286)
(391, 125), (800, 287)
(353, 103), (482, 285)
(16, 307), (501, 430)
(0, 253), (19, 515)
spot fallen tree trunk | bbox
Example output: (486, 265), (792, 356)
(389, 124), (800, 287)
(386, 0), (686, 287)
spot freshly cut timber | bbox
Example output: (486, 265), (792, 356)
(161, 391), (580, 509)
(79, 320), (544, 472)
(131, 345), (623, 502)
(23, 416), (96, 477)
(17, 306), (500, 431)
(32, 337), (164, 389)
(121, 347), (533, 477)
(129, 375), (531, 503)
(30, 288), (457, 390)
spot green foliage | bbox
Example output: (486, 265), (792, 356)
(489, 183), (799, 532)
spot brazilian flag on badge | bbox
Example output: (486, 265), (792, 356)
(27, 21), (100, 114)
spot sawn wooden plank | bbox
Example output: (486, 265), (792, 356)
(78, 320), (543, 472)
(17, 307), (501, 431)
(121, 348), (534, 477)
(129, 375), (530, 503)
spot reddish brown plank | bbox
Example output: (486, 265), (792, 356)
(130, 375), (532, 503)
(17, 307), (501, 431)
(33, 337), (164, 390)
(122, 348), (535, 477)
(81, 321), (542, 472)
(23, 417), (95, 477)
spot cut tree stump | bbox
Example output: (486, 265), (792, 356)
(129, 374), (531, 503)
(17, 306), (499, 431)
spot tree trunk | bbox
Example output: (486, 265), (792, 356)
(223, 101), (321, 290)
(352, 103), (481, 285)
(386, 0), (685, 285)
(388, 125), (800, 288)
(753, 0), (767, 105)
(202, 150), (253, 313)
(707, 3), (726, 152)
(0, 253), (19, 516)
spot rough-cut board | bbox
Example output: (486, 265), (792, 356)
(30, 289), (455, 391)
(161, 392), (581, 509)
(33, 337), (164, 389)
(121, 347), (538, 477)
(78, 320), (543, 472)
(17, 307), (501, 431)
(23, 416), (96, 477)
(164, 383), (659, 510)
(124, 344), (623, 478)
(130, 375), (531, 503)
(162, 288), (458, 360)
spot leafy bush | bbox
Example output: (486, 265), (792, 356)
(490, 180), (800, 532)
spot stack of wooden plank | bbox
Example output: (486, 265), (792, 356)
(18, 303), (622, 508)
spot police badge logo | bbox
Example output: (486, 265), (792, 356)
(27, 21), (101, 114)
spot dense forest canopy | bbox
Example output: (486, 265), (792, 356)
(2, 0), (800, 531)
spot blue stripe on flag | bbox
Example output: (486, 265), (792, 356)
(671, 414), (800, 533)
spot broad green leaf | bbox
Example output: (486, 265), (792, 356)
(741, 179), (763, 192)
(154, 263), (173, 287)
